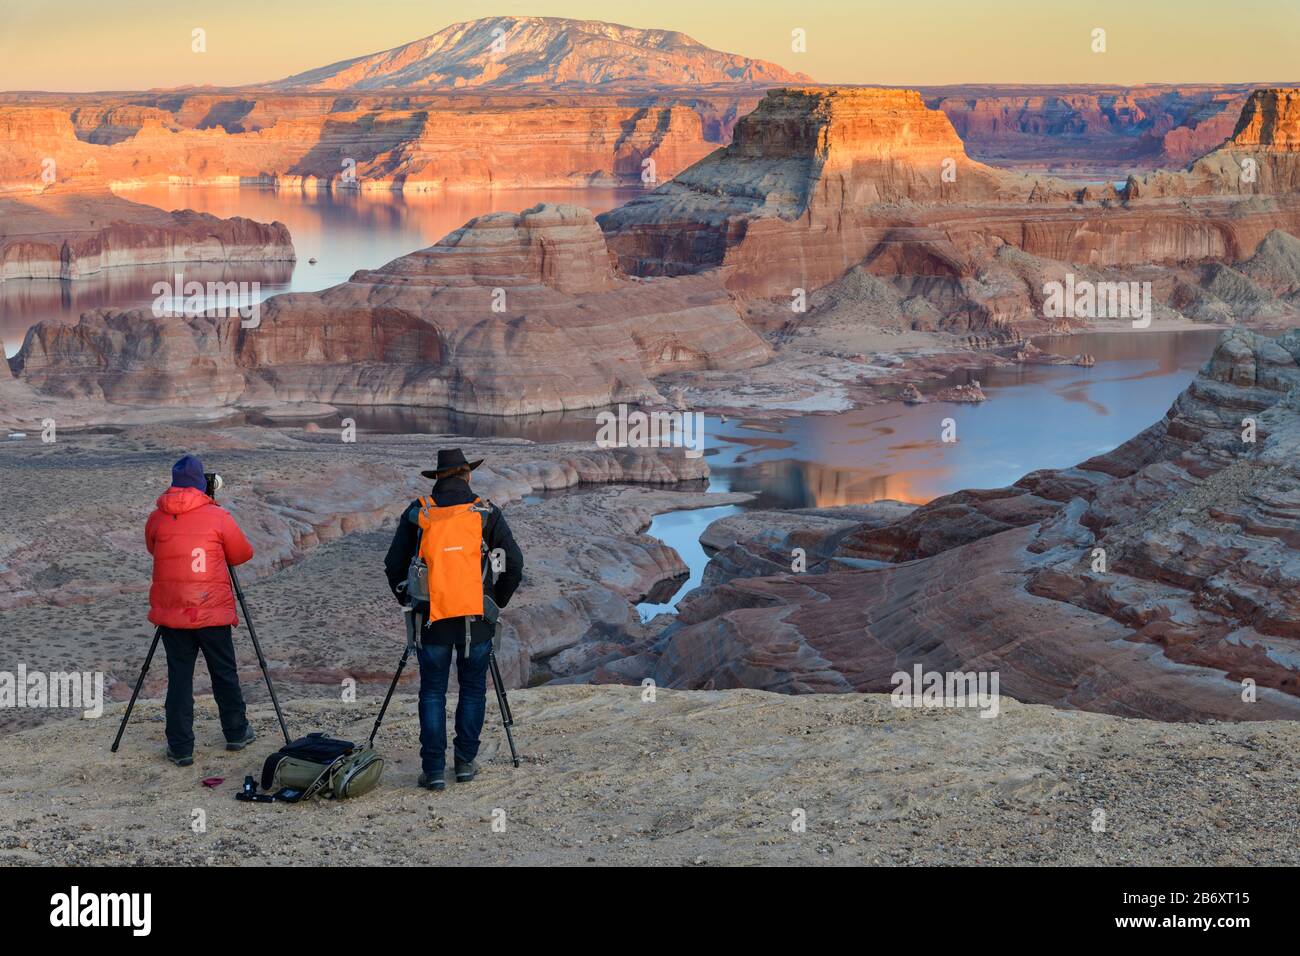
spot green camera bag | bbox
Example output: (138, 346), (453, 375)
(261, 733), (385, 801)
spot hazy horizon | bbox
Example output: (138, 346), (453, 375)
(2, 0), (1298, 92)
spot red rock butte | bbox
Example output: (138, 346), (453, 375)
(600, 85), (1300, 297)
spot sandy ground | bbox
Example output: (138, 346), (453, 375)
(0, 685), (1294, 866)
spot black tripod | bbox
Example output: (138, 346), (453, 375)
(369, 608), (520, 767)
(488, 647), (520, 768)
(111, 566), (291, 753)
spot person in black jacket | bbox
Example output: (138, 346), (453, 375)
(384, 448), (523, 791)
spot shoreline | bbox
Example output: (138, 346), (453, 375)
(2, 321), (1232, 430)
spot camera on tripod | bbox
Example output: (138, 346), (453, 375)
(204, 472), (224, 498)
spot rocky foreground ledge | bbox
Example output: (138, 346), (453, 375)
(0, 686), (1294, 866)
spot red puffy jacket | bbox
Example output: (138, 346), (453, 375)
(145, 486), (254, 629)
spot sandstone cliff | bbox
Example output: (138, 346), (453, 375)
(928, 85), (1252, 172)
(14, 203), (770, 414)
(0, 99), (716, 194)
(0, 190), (294, 282)
(599, 87), (1059, 295)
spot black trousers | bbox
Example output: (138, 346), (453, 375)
(160, 625), (250, 756)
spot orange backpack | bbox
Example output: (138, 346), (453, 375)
(414, 496), (489, 623)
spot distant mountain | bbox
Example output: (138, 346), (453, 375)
(266, 16), (812, 91)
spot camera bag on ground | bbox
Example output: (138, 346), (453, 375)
(261, 732), (384, 801)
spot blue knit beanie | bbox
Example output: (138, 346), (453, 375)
(171, 454), (206, 491)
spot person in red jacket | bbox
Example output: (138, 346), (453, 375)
(144, 454), (256, 766)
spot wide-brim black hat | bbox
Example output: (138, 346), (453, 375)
(421, 447), (484, 479)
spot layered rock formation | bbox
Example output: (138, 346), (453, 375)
(601, 85), (1300, 335)
(1173, 229), (1300, 324)
(0, 190), (294, 282)
(0, 16), (806, 195)
(269, 16), (810, 91)
(15, 203), (770, 414)
(600, 87), (1060, 296)
(644, 331), (1300, 722)
(0, 99), (716, 194)
(3, 76), (1283, 199)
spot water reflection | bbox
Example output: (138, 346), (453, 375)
(1, 261), (294, 357)
(209, 330), (1225, 514)
(207, 404), (610, 445)
(2, 184), (638, 358)
(636, 502), (744, 622)
(707, 330), (1225, 509)
(636, 328), (1225, 617)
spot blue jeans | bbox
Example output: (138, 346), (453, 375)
(417, 639), (493, 776)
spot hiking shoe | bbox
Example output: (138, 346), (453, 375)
(226, 727), (256, 751)
(454, 760), (478, 784)
(166, 748), (194, 767)
(418, 772), (446, 792)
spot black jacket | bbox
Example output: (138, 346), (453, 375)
(383, 476), (524, 645)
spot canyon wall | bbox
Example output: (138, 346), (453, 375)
(927, 85), (1254, 172)
(0, 97), (719, 194)
(1130, 88), (1300, 198)
(3, 82), (1285, 199)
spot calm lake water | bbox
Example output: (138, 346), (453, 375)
(1, 184), (638, 358)
(634, 328), (1223, 618)
(0, 186), (1229, 617)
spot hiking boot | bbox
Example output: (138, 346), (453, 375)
(418, 772), (446, 792)
(454, 760), (478, 784)
(226, 727), (256, 751)
(166, 748), (194, 767)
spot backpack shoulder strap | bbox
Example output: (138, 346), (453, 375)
(471, 498), (492, 547)
(409, 498), (430, 563)
(470, 497), (495, 581)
